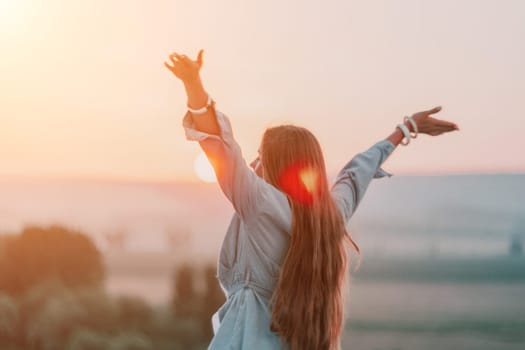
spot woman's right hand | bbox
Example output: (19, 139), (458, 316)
(164, 49), (204, 84)
(410, 106), (459, 136)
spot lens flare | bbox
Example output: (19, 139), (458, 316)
(278, 162), (320, 206)
(299, 168), (319, 194)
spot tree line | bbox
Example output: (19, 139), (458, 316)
(0, 225), (224, 350)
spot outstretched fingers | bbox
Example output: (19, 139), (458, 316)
(197, 49), (204, 68)
(164, 61), (177, 72)
(165, 52), (188, 74)
(435, 119), (459, 130)
(429, 124), (458, 136)
(174, 52), (193, 65)
(169, 53), (182, 65)
(425, 106), (442, 115)
(164, 61), (173, 70)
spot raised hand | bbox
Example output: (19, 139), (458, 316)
(411, 106), (459, 136)
(164, 49), (204, 83)
(164, 48), (219, 135)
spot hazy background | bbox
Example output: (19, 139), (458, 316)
(1, 0), (524, 349)
(1, 175), (524, 349)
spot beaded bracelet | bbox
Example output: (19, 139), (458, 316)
(404, 115), (418, 138)
(396, 123), (411, 145)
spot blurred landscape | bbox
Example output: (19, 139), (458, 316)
(1, 174), (524, 349)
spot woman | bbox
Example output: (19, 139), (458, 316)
(164, 50), (459, 350)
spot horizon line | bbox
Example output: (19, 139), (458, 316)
(0, 170), (524, 186)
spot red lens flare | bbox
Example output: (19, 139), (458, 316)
(278, 162), (320, 206)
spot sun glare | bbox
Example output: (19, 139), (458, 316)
(0, 0), (21, 23)
(193, 152), (217, 183)
(299, 168), (319, 194)
(0, 0), (12, 12)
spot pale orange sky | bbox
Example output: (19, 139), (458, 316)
(1, 0), (524, 182)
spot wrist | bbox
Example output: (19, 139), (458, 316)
(404, 120), (414, 133)
(184, 77), (207, 110)
(183, 76), (203, 90)
(386, 127), (405, 147)
(187, 94), (213, 114)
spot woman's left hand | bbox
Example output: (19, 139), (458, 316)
(164, 49), (204, 84)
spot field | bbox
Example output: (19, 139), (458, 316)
(104, 253), (525, 350)
(2, 175), (524, 349)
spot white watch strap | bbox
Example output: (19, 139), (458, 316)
(404, 116), (418, 138)
(188, 94), (212, 115)
(396, 123), (411, 145)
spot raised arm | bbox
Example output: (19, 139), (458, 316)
(332, 107), (459, 222)
(164, 50), (220, 135)
(164, 50), (268, 220)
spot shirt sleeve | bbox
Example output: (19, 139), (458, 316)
(182, 104), (265, 221)
(331, 140), (395, 223)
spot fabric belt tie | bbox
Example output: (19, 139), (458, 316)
(227, 271), (273, 301)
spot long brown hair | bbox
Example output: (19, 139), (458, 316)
(261, 125), (359, 350)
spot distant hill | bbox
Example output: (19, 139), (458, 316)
(354, 174), (525, 234)
(353, 256), (525, 283)
(0, 174), (523, 258)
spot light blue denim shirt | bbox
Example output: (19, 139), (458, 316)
(183, 107), (395, 349)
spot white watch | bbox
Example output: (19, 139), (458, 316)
(188, 94), (213, 115)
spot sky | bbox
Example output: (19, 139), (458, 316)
(1, 0), (524, 183)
